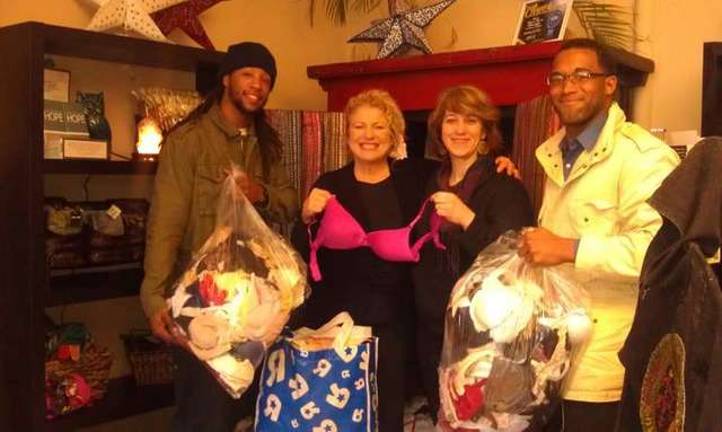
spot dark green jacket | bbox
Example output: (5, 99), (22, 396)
(140, 104), (298, 317)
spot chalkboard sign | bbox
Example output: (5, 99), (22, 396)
(513, 0), (573, 45)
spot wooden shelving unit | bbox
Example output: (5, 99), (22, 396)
(43, 159), (158, 175)
(47, 264), (144, 307)
(0, 21), (222, 431)
(308, 40), (654, 115)
(45, 377), (174, 432)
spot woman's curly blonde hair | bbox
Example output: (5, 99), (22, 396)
(344, 89), (407, 159)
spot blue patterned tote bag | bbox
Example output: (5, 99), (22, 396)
(255, 312), (378, 432)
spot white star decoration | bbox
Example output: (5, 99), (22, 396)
(85, 0), (185, 41)
(348, 0), (457, 59)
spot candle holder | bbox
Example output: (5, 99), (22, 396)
(133, 117), (163, 162)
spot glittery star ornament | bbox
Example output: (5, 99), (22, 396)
(152, 0), (226, 50)
(348, 0), (457, 59)
(85, 0), (185, 41)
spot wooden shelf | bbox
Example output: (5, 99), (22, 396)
(308, 41), (655, 111)
(0, 21), (223, 430)
(47, 264), (144, 307)
(17, 21), (224, 71)
(43, 159), (158, 175)
(45, 376), (174, 432)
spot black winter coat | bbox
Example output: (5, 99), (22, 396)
(411, 155), (534, 416)
(617, 138), (722, 432)
(412, 155), (535, 328)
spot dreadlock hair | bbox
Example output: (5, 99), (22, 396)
(168, 81), (283, 180)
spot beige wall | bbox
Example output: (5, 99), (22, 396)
(3, 0), (721, 131)
(0, 0), (380, 111)
(633, 0), (722, 133)
(410, 0), (722, 134)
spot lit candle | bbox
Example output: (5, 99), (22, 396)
(135, 117), (163, 160)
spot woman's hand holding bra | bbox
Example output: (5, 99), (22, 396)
(431, 191), (476, 230)
(301, 188), (333, 224)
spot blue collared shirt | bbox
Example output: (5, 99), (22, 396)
(559, 110), (608, 258)
(560, 111), (608, 179)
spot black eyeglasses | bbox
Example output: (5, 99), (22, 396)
(546, 69), (613, 86)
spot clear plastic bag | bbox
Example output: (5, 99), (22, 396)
(168, 166), (309, 398)
(439, 231), (591, 431)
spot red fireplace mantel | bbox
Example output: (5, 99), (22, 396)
(307, 41), (654, 112)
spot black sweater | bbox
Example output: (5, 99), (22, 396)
(412, 155), (535, 334)
(291, 158), (436, 328)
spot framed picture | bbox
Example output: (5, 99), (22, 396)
(62, 138), (109, 160)
(44, 68), (71, 103)
(513, 0), (574, 45)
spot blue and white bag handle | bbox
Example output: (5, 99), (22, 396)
(291, 312), (371, 357)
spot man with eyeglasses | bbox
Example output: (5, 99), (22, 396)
(519, 38), (679, 431)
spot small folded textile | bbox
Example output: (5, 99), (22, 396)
(484, 356), (535, 414)
(207, 355), (255, 394)
(454, 379), (486, 421)
(188, 313), (231, 360)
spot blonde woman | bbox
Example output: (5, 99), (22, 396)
(292, 89), (435, 431)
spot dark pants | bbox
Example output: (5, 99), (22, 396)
(415, 320), (443, 421)
(542, 400), (620, 432)
(374, 323), (408, 432)
(171, 347), (258, 432)
(414, 282), (448, 421)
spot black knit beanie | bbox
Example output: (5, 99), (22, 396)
(219, 42), (277, 88)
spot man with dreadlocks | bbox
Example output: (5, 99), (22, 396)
(140, 42), (297, 431)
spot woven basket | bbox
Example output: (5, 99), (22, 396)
(122, 331), (175, 385)
(45, 343), (113, 400)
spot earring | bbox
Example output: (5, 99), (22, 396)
(477, 137), (488, 154)
(390, 137), (408, 160)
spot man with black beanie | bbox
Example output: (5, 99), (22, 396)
(140, 41), (298, 431)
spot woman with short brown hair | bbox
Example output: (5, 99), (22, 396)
(413, 85), (534, 422)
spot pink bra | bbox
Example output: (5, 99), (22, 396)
(308, 196), (445, 281)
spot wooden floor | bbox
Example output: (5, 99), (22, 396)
(51, 394), (437, 432)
